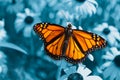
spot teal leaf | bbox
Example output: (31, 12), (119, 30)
(0, 42), (27, 55)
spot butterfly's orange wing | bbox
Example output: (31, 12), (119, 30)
(65, 36), (86, 63)
(34, 23), (106, 63)
(65, 30), (106, 63)
(33, 23), (65, 59)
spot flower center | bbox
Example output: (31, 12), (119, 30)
(113, 55), (120, 67)
(12, 0), (16, 4)
(76, 0), (86, 2)
(102, 28), (110, 35)
(68, 73), (83, 80)
(24, 16), (34, 24)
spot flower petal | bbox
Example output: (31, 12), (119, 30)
(17, 13), (26, 19)
(88, 0), (98, 7)
(101, 61), (111, 69)
(94, 23), (108, 32)
(88, 54), (94, 61)
(85, 76), (102, 80)
(106, 51), (114, 58)
(102, 54), (114, 60)
(86, 1), (97, 15)
(77, 65), (91, 77)
(110, 47), (120, 56)
(64, 66), (76, 75)
(0, 19), (4, 27)
(102, 51), (114, 60)
(116, 71), (120, 80)
(96, 67), (103, 73)
(78, 26), (83, 30)
(109, 69), (118, 80)
(103, 63), (116, 79)
(58, 74), (67, 80)
(107, 34), (116, 46)
(85, 3), (93, 16)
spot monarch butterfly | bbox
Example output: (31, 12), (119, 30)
(33, 23), (106, 64)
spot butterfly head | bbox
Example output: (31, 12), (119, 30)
(67, 23), (72, 29)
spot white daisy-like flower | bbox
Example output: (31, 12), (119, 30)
(59, 64), (102, 80)
(0, 29), (7, 41)
(0, 51), (8, 77)
(26, 0), (46, 13)
(6, 0), (24, 13)
(0, 19), (7, 41)
(46, 0), (58, 7)
(0, 51), (7, 63)
(62, 0), (98, 18)
(93, 22), (120, 46)
(100, 47), (120, 80)
(15, 8), (40, 37)
(0, 19), (4, 27)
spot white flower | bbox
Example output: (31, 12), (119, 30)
(94, 22), (120, 46)
(0, 29), (7, 41)
(62, 0), (98, 18)
(77, 64), (102, 80)
(27, 0), (46, 13)
(59, 64), (102, 80)
(0, 19), (4, 27)
(0, 64), (8, 75)
(0, 51), (7, 62)
(0, 19), (7, 41)
(100, 47), (120, 80)
(15, 8), (40, 37)
(75, 0), (98, 16)
(0, 51), (7, 76)
(6, 0), (24, 13)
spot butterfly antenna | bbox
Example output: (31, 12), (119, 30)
(60, 10), (71, 24)
(61, 10), (68, 21)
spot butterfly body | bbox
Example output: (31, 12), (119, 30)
(33, 23), (106, 64)
(62, 24), (73, 57)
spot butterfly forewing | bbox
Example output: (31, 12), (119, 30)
(33, 23), (65, 59)
(73, 30), (106, 53)
(33, 23), (65, 43)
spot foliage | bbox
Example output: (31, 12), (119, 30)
(0, 0), (120, 80)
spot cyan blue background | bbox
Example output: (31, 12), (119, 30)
(0, 0), (120, 80)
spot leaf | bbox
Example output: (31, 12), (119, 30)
(0, 42), (27, 55)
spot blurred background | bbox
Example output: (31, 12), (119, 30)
(0, 0), (120, 80)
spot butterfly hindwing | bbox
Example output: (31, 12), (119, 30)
(45, 34), (65, 60)
(65, 36), (86, 63)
